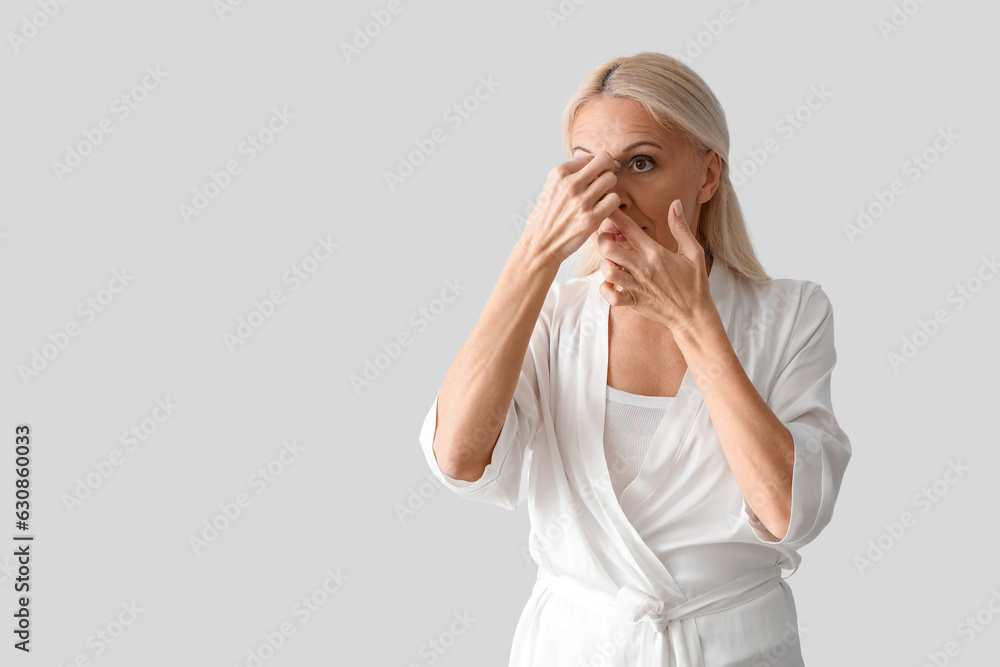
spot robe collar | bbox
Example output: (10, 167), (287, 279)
(584, 255), (736, 340)
(576, 257), (737, 602)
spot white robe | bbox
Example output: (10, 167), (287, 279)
(418, 259), (852, 666)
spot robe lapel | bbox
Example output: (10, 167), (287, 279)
(576, 259), (737, 602)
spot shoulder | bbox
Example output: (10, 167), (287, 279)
(733, 271), (833, 325)
(540, 271), (595, 319)
(728, 270), (837, 371)
(531, 272), (599, 355)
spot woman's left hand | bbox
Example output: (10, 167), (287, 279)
(597, 200), (716, 334)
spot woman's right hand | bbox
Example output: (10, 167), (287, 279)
(519, 151), (621, 264)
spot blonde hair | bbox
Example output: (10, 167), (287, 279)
(563, 52), (770, 283)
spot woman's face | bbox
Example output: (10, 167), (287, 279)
(570, 96), (721, 253)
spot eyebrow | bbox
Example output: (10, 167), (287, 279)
(571, 141), (663, 155)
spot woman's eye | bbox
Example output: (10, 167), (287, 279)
(630, 156), (654, 172)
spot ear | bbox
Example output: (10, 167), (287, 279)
(696, 150), (723, 205)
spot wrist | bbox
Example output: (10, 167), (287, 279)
(672, 304), (725, 352)
(515, 232), (562, 275)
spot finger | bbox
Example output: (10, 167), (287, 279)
(599, 256), (639, 292)
(560, 153), (599, 175)
(595, 230), (639, 273)
(573, 150), (618, 185)
(582, 169), (617, 205)
(599, 281), (636, 308)
(605, 209), (648, 248)
(668, 199), (703, 262)
(591, 189), (621, 225)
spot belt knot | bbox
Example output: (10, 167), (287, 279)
(615, 584), (670, 633)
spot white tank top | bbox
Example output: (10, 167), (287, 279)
(603, 385), (674, 504)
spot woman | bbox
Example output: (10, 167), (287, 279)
(418, 52), (851, 666)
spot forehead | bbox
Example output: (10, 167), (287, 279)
(570, 97), (678, 149)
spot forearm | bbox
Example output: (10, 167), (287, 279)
(434, 240), (560, 481)
(674, 308), (795, 540)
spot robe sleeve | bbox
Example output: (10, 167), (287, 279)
(741, 284), (852, 548)
(417, 287), (552, 511)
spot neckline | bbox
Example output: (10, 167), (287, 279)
(606, 384), (675, 408)
(574, 258), (739, 600)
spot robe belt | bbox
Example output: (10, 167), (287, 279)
(536, 565), (785, 666)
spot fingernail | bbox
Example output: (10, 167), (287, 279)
(613, 160), (622, 171)
(672, 200), (683, 217)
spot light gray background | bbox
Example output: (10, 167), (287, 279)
(2, 0), (998, 665)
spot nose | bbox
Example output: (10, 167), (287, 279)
(608, 165), (630, 211)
